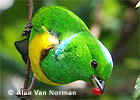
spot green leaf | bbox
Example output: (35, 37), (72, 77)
(136, 1), (140, 8)
(131, 75), (140, 100)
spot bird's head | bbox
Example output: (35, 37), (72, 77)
(67, 32), (113, 94)
(88, 38), (113, 94)
(57, 32), (113, 94)
(40, 32), (113, 94)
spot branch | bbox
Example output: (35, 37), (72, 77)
(16, 0), (34, 100)
(24, 58), (31, 89)
(28, 0), (33, 24)
(22, 0), (33, 36)
(23, 0), (33, 91)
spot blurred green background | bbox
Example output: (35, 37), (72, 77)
(0, 0), (140, 100)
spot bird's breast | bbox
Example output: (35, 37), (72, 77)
(29, 26), (64, 85)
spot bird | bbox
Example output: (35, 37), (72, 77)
(16, 6), (113, 95)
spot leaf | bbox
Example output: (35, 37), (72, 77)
(131, 75), (140, 100)
(136, 1), (140, 8)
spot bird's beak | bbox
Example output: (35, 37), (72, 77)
(90, 75), (105, 93)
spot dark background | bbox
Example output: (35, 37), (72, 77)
(0, 0), (139, 99)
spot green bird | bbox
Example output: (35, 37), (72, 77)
(16, 6), (113, 94)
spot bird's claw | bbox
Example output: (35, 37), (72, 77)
(25, 23), (32, 29)
(21, 23), (32, 37)
(22, 29), (31, 36)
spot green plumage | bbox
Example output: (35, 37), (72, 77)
(30, 6), (89, 41)
(30, 6), (113, 85)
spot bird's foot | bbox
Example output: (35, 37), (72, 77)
(21, 23), (32, 37)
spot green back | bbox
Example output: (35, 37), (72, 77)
(30, 6), (90, 42)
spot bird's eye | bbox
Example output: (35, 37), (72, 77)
(91, 60), (98, 69)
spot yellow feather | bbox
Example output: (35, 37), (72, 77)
(29, 26), (65, 85)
